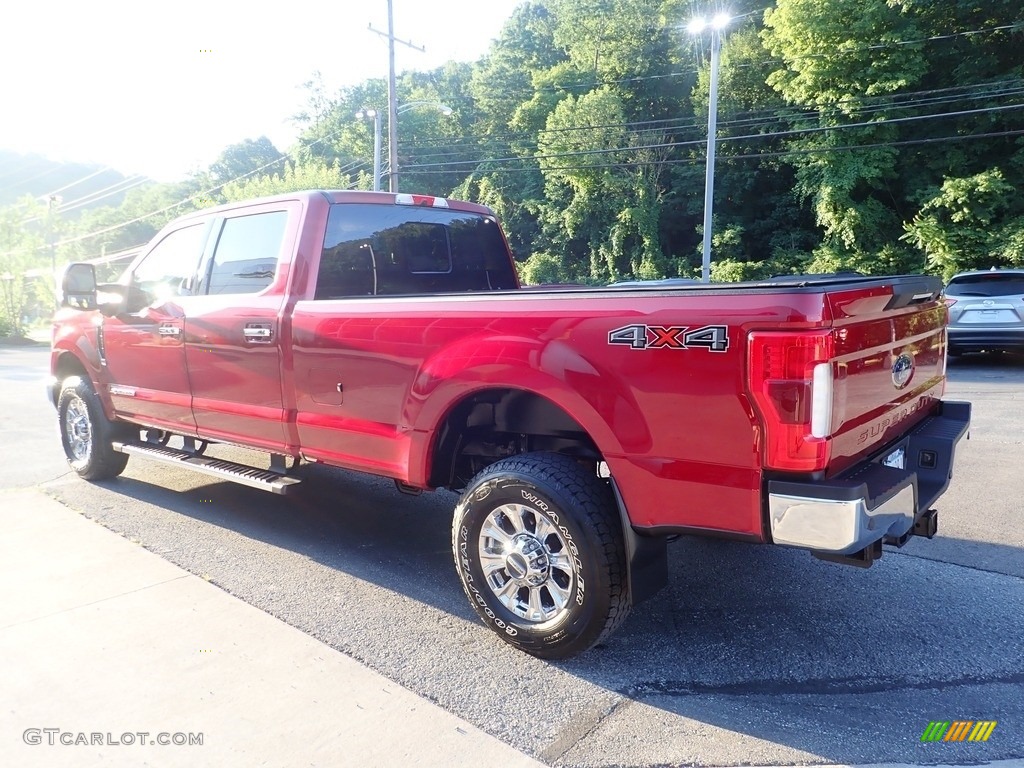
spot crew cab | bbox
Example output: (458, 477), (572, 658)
(49, 190), (970, 658)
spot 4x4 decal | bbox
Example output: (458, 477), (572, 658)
(608, 324), (729, 352)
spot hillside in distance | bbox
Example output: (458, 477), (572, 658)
(0, 150), (138, 212)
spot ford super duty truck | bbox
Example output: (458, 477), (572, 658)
(49, 189), (970, 658)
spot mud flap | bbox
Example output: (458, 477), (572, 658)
(611, 479), (668, 604)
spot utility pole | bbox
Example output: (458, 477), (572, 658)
(46, 194), (62, 310)
(355, 109), (382, 190)
(369, 0), (424, 193)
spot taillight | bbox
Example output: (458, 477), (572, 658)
(748, 330), (834, 472)
(943, 297), (957, 307)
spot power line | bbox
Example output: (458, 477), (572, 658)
(19, 176), (152, 223)
(43, 167), (116, 198)
(397, 78), (1024, 155)
(399, 101), (1024, 171)
(399, 84), (1024, 163)
(493, 21), (1023, 97)
(4, 133), (369, 257)
(405, 127), (1024, 175)
(57, 177), (153, 214)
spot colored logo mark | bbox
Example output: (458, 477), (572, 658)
(921, 721), (997, 742)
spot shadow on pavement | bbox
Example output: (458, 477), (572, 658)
(54, 452), (1024, 767)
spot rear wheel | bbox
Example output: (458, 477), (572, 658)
(58, 376), (131, 480)
(452, 452), (630, 659)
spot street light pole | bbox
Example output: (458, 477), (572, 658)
(46, 194), (62, 309)
(355, 109), (382, 191)
(688, 13), (730, 283)
(358, 102), (452, 193)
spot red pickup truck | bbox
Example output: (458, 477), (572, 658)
(50, 190), (970, 658)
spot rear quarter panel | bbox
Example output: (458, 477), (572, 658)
(291, 289), (830, 538)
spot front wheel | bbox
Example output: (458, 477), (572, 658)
(452, 452), (630, 659)
(58, 376), (131, 480)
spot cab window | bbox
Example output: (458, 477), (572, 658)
(316, 204), (516, 298)
(203, 211), (289, 295)
(130, 224), (207, 309)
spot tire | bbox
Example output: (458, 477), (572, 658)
(58, 376), (131, 480)
(452, 452), (630, 659)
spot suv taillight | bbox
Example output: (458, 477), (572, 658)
(748, 330), (834, 472)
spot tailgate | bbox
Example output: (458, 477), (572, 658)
(826, 278), (947, 476)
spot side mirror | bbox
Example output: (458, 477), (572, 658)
(61, 263), (98, 310)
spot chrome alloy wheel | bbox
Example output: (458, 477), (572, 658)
(64, 395), (94, 463)
(478, 503), (575, 624)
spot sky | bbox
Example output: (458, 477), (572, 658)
(1, 0), (524, 182)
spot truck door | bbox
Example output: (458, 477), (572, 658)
(101, 222), (209, 432)
(183, 205), (295, 451)
(290, 201), (518, 477)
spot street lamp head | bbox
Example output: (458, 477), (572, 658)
(396, 100), (454, 117)
(687, 11), (731, 34)
(355, 108), (378, 120)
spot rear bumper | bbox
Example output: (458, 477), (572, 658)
(948, 326), (1024, 352)
(766, 400), (971, 556)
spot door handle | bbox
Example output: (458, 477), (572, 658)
(243, 323), (274, 343)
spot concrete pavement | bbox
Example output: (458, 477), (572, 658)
(0, 488), (543, 767)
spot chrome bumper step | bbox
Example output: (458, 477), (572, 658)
(112, 441), (301, 495)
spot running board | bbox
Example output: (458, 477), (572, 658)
(112, 441), (302, 495)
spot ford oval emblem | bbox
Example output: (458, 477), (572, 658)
(892, 353), (914, 389)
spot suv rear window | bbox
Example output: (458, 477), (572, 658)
(316, 204), (517, 299)
(945, 273), (1024, 297)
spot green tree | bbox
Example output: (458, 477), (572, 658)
(0, 195), (65, 332)
(761, 0), (928, 262)
(902, 169), (1023, 279)
(209, 137), (286, 184)
(537, 87), (670, 281)
(221, 159), (356, 201)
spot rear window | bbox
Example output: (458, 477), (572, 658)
(316, 204), (517, 299)
(945, 273), (1024, 297)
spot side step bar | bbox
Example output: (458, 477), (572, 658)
(113, 441), (302, 495)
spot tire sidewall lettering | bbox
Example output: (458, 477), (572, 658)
(452, 454), (627, 657)
(457, 476), (588, 636)
(458, 529), (518, 636)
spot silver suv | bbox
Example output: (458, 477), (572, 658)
(945, 268), (1024, 356)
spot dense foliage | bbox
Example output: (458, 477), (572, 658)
(1, 0), (1022, 332)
